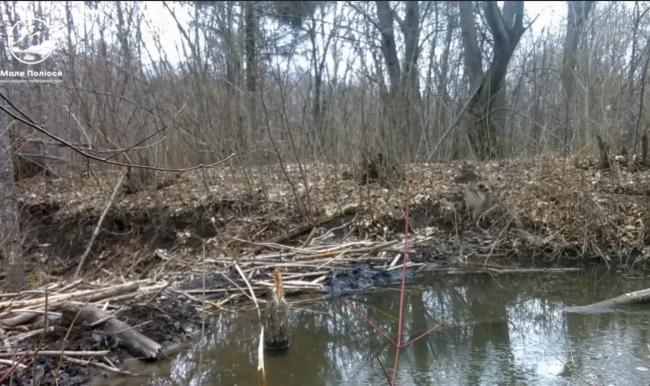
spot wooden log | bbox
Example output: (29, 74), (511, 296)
(0, 311), (40, 327)
(264, 269), (290, 351)
(60, 301), (162, 360)
(0, 350), (110, 357)
(564, 287), (650, 314)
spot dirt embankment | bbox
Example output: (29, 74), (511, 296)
(17, 155), (650, 277)
(4, 155), (650, 384)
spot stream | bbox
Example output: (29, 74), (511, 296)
(101, 271), (650, 386)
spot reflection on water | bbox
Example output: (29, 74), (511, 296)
(107, 272), (650, 386)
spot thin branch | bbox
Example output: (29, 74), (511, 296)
(347, 1), (381, 31)
(342, 300), (396, 347)
(74, 171), (126, 277)
(425, 74), (485, 162)
(0, 95), (235, 172)
(400, 322), (444, 348)
(234, 263), (261, 318)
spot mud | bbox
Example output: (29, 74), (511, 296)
(8, 295), (202, 386)
(326, 262), (417, 296)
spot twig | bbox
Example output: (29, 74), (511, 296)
(234, 263), (261, 318)
(75, 171), (126, 277)
(0, 350), (110, 357)
(12, 326), (56, 343)
(0, 359), (27, 369)
(64, 356), (138, 376)
(0, 95), (235, 172)
(0, 351), (30, 383)
(0, 282), (139, 311)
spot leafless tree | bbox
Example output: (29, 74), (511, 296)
(459, 1), (525, 159)
(1, 1), (649, 175)
(371, 1), (422, 160)
(0, 116), (26, 291)
(561, 1), (594, 152)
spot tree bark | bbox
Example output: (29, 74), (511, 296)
(564, 287), (650, 314)
(61, 301), (163, 360)
(459, 1), (525, 160)
(374, 1), (422, 160)
(401, 1), (422, 154)
(375, 1), (403, 159)
(561, 1), (593, 101)
(0, 115), (26, 291)
(376, 1), (401, 96)
(561, 1), (593, 151)
(458, 2), (483, 86)
(244, 1), (258, 154)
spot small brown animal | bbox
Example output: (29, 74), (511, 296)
(463, 181), (500, 225)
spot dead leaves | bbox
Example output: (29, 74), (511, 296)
(15, 154), (650, 270)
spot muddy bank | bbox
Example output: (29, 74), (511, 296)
(4, 156), (650, 384)
(4, 290), (202, 386)
(16, 156), (650, 279)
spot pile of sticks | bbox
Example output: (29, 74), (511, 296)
(170, 235), (436, 309)
(0, 279), (168, 377)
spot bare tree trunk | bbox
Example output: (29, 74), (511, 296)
(376, 1), (401, 96)
(401, 1), (422, 156)
(244, 1), (258, 155)
(458, 2), (483, 86)
(561, 1), (593, 152)
(528, 38), (547, 152)
(374, 1), (422, 161)
(307, 8), (335, 155)
(115, 2), (132, 67)
(375, 1), (402, 159)
(0, 115), (26, 291)
(561, 1), (593, 100)
(459, 1), (525, 160)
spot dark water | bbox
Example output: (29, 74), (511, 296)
(105, 272), (650, 386)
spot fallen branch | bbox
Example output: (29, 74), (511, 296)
(75, 171), (126, 277)
(0, 350), (110, 357)
(564, 287), (650, 314)
(0, 359), (27, 369)
(60, 301), (162, 360)
(424, 267), (581, 275)
(0, 282), (139, 312)
(64, 356), (138, 376)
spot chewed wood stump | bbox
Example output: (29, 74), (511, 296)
(264, 268), (290, 351)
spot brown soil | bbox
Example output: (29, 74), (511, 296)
(16, 155), (650, 280)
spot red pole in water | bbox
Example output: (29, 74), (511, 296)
(390, 177), (410, 386)
(342, 167), (443, 386)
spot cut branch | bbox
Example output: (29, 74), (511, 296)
(564, 287), (650, 314)
(60, 301), (162, 360)
(74, 171), (126, 277)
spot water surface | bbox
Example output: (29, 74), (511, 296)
(106, 271), (650, 386)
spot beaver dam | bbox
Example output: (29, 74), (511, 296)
(3, 156), (650, 385)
